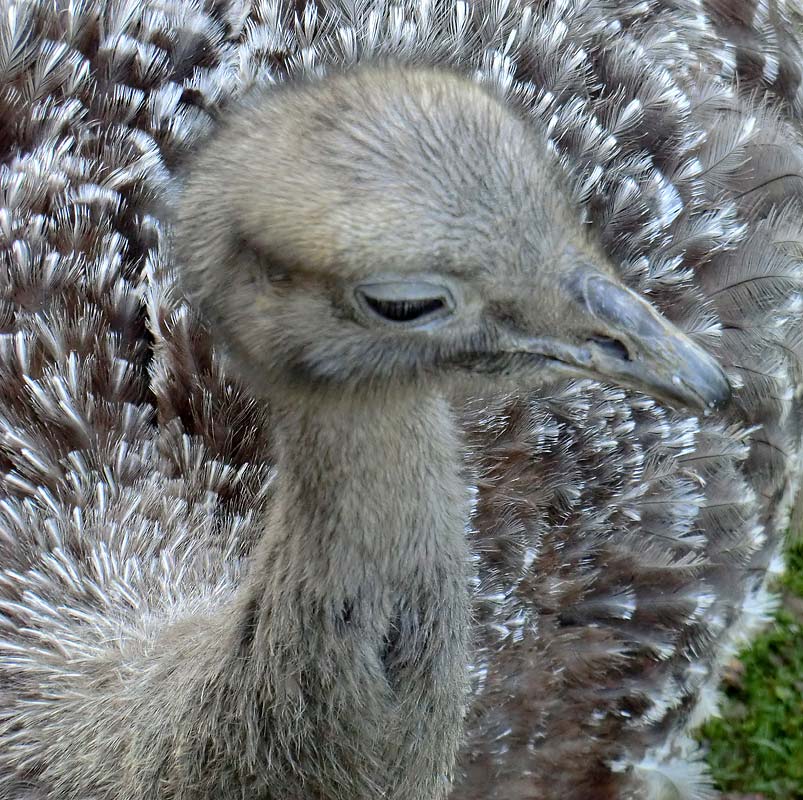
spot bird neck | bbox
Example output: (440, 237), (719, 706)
(223, 386), (472, 798)
(249, 385), (472, 617)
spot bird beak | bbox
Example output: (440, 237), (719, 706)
(502, 271), (731, 411)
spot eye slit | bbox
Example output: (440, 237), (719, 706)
(364, 296), (445, 323)
(356, 281), (455, 327)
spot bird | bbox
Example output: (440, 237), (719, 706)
(0, 0), (801, 799)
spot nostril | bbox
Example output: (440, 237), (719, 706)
(590, 335), (631, 362)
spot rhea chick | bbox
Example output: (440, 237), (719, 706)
(166, 67), (729, 800)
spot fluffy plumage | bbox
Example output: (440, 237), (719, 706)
(1, 0), (802, 798)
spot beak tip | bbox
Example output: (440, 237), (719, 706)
(699, 365), (732, 412)
(674, 340), (732, 413)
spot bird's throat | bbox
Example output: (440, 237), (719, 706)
(266, 388), (471, 584)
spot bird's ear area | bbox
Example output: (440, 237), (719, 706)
(232, 233), (296, 288)
(230, 233), (372, 309)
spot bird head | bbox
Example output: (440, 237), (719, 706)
(175, 67), (729, 411)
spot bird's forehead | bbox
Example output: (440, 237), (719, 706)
(240, 163), (583, 287)
(233, 71), (586, 283)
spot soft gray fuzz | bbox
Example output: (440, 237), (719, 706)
(1, 1), (803, 799)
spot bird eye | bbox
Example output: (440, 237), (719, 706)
(364, 295), (445, 322)
(355, 281), (454, 327)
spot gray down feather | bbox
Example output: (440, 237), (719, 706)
(1, 0), (803, 798)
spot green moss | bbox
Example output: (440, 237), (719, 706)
(702, 538), (803, 799)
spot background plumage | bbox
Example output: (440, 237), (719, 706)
(1, 0), (802, 798)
